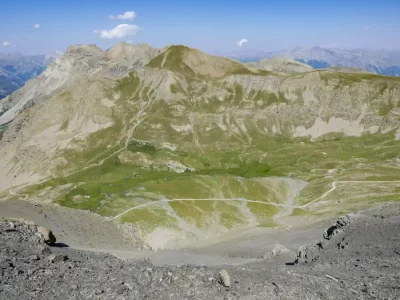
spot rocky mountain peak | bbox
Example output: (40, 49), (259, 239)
(64, 44), (102, 56)
(105, 42), (160, 62)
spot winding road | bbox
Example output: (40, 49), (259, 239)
(113, 180), (400, 219)
(113, 198), (302, 220)
(8, 179), (400, 220)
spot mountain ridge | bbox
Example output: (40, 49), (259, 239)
(229, 46), (400, 76)
(1, 42), (400, 246)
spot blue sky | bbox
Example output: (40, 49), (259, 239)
(1, 0), (400, 55)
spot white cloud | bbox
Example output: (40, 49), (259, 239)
(109, 11), (136, 21)
(2, 41), (10, 47)
(237, 39), (248, 47)
(34, 24), (40, 29)
(94, 24), (140, 39)
(327, 42), (339, 48)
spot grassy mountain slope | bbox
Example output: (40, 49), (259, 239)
(147, 45), (271, 78)
(1, 43), (400, 247)
(246, 57), (314, 74)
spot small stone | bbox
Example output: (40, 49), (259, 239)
(28, 255), (40, 261)
(41, 247), (52, 256)
(117, 286), (128, 294)
(95, 289), (104, 295)
(218, 269), (231, 288)
(270, 244), (291, 257)
(35, 233), (45, 244)
(48, 254), (68, 263)
(71, 284), (78, 291)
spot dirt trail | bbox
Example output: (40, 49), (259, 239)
(114, 180), (400, 219)
(304, 180), (400, 207)
(113, 198), (303, 220)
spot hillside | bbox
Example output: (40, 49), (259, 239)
(246, 57), (313, 74)
(1, 43), (400, 247)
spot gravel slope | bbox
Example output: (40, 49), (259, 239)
(1, 202), (399, 299)
(0, 200), (145, 251)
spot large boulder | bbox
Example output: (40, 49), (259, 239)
(295, 245), (320, 264)
(36, 226), (56, 245)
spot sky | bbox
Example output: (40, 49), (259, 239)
(1, 0), (400, 55)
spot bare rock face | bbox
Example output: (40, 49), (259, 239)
(36, 226), (56, 245)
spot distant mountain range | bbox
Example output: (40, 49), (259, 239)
(2, 46), (400, 101)
(0, 53), (59, 99)
(229, 46), (400, 76)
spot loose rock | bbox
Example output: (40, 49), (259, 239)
(48, 254), (68, 263)
(218, 269), (231, 288)
(270, 244), (291, 257)
(37, 226), (56, 246)
(1, 204), (400, 299)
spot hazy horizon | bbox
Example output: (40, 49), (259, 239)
(2, 42), (400, 57)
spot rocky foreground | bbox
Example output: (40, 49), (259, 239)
(1, 203), (400, 300)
